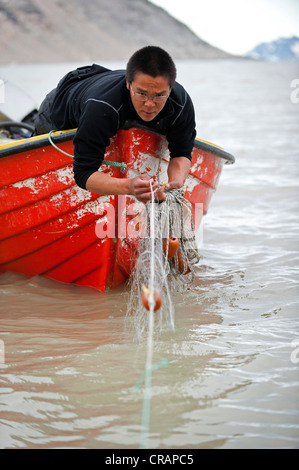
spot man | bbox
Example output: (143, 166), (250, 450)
(34, 46), (196, 202)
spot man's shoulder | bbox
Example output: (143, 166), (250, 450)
(169, 81), (192, 108)
(93, 67), (126, 80)
(82, 68), (127, 106)
(88, 68), (126, 90)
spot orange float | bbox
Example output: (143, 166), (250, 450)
(141, 286), (162, 312)
(177, 252), (191, 274)
(163, 236), (179, 258)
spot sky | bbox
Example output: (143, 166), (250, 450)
(150, 0), (299, 55)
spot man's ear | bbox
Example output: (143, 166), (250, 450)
(126, 81), (130, 90)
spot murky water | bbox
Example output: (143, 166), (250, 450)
(0, 60), (299, 449)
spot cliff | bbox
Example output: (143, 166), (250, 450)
(0, 0), (234, 64)
(246, 36), (299, 61)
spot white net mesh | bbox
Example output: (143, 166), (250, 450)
(125, 187), (200, 342)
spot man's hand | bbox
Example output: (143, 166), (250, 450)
(154, 156), (191, 202)
(128, 174), (158, 202)
(153, 181), (180, 201)
(86, 171), (156, 202)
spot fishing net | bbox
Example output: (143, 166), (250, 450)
(125, 186), (200, 342)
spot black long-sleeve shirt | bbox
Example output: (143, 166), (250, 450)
(50, 64), (196, 189)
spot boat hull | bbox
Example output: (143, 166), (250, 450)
(0, 125), (234, 291)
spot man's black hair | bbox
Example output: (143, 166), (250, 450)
(126, 46), (177, 88)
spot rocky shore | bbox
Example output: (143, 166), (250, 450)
(0, 0), (235, 64)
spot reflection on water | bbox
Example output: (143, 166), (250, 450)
(1, 60), (299, 449)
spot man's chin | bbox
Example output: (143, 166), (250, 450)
(140, 111), (157, 121)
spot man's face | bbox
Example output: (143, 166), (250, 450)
(127, 73), (171, 122)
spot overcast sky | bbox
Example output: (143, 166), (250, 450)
(150, 0), (299, 55)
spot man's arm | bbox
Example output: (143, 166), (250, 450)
(85, 171), (158, 202)
(85, 156), (191, 202)
(166, 156), (191, 189)
(155, 156), (191, 201)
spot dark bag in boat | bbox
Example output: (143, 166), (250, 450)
(34, 64), (110, 135)
(50, 64), (111, 131)
(56, 64), (111, 89)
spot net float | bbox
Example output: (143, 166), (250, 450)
(163, 236), (179, 258)
(177, 252), (191, 274)
(141, 285), (162, 312)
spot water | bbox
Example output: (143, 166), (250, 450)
(0, 60), (299, 449)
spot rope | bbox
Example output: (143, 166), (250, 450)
(48, 130), (127, 174)
(127, 185), (200, 448)
(132, 358), (169, 392)
(139, 179), (156, 450)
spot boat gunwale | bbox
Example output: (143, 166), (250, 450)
(0, 120), (235, 163)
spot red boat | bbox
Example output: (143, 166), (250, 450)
(0, 123), (235, 292)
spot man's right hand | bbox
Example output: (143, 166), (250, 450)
(128, 174), (158, 202)
(85, 171), (158, 202)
